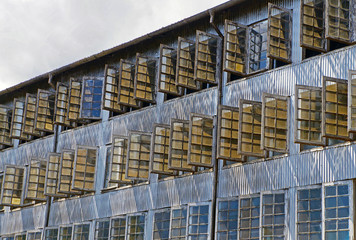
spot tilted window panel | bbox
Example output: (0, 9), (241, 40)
(262, 192), (286, 239)
(349, 70), (356, 132)
(176, 37), (201, 90)
(80, 77), (103, 119)
(126, 131), (151, 181)
(261, 93), (290, 153)
(95, 219), (110, 240)
(118, 59), (142, 108)
(239, 195), (260, 240)
(134, 53), (156, 103)
(158, 44), (183, 96)
(0, 173), (3, 211)
(73, 224), (90, 240)
(223, 20), (248, 76)
(188, 113), (215, 168)
(300, 0), (326, 51)
(188, 204), (210, 239)
(170, 206), (187, 240)
(54, 82), (74, 127)
(110, 216), (126, 240)
(249, 20), (269, 74)
(322, 76), (349, 140)
(153, 208), (171, 240)
(295, 85), (325, 146)
(194, 30), (221, 84)
(35, 89), (55, 133)
(10, 99), (30, 140)
(44, 153), (67, 197)
(0, 105), (13, 146)
(45, 228), (58, 240)
(216, 199), (238, 239)
(27, 231), (42, 240)
(267, 3), (292, 63)
(59, 226), (72, 240)
(326, 0), (351, 43)
(58, 149), (82, 195)
(150, 124), (177, 176)
(0, 165), (25, 207)
(103, 146), (118, 189)
(127, 214), (146, 240)
(25, 159), (47, 201)
(238, 100), (265, 157)
(72, 146), (98, 192)
(168, 119), (195, 172)
(109, 136), (132, 184)
(103, 65), (126, 113)
(67, 78), (83, 122)
(23, 94), (43, 137)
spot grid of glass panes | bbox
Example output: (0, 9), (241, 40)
(127, 214), (145, 240)
(239, 196), (260, 240)
(73, 224), (90, 240)
(323, 77), (348, 139)
(171, 207), (187, 240)
(2, 236), (14, 240)
(72, 147), (97, 191)
(188, 205), (209, 239)
(67, 78), (82, 122)
(0, 166), (24, 206)
(151, 125), (177, 175)
(110, 217), (126, 240)
(262, 94), (289, 153)
(262, 193), (285, 239)
(10, 99), (30, 140)
(26, 160), (47, 201)
(326, 0), (350, 42)
(45, 229), (58, 240)
(118, 60), (141, 108)
(27, 232), (41, 240)
(217, 199), (238, 239)
(153, 209), (171, 240)
(134, 54), (156, 103)
(45, 153), (66, 197)
(35, 89), (55, 132)
(55, 83), (72, 127)
(176, 37), (200, 90)
(23, 94), (42, 136)
(224, 20), (248, 75)
(195, 31), (219, 84)
(104, 65), (125, 112)
(297, 187), (322, 240)
(238, 100), (264, 157)
(58, 150), (81, 195)
(0, 105), (12, 146)
(268, 4), (291, 62)
(103, 146), (118, 189)
(59, 226), (72, 240)
(159, 45), (182, 96)
(295, 86), (324, 145)
(349, 71), (356, 132)
(126, 132), (151, 180)
(324, 184), (350, 239)
(14, 234), (26, 240)
(109, 136), (131, 184)
(249, 20), (268, 73)
(188, 114), (214, 167)
(301, 0), (326, 51)
(168, 119), (195, 172)
(80, 78), (103, 119)
(95, 220), (110, 240)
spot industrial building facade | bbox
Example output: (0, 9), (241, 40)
(0, 0), (356, 239)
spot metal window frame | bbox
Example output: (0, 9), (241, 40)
(66, 78), (83, 123)
(125, 131), (152, 181)
(44, 153), (67, 198)
(26, 230), (42, 240)
(150, 123), (178, 176)
(79, 76), (103, 120)
(102, 144), (118, 191)
(151, 207), (171, 240)
(71, 145), (98, 192)
(23, 93), (43, 137)
(187, 113), (215, 168)
(261, 92), (290, 153)
(14, 233), (26, 240)
(54, 82), (75, 128)
(322, 76), (350, 140)
(10, 98), (30, 140)
(72, 222), (91, 240)
(0, 165), (26, 207)
(58, 224), (73, 240)
(57, 149), (82, 195)
(0, 104), (13, 146)
(1, 235), (15, 240)
(187, 202), (212, 240)
(44, 227), (59, 240)
(94, 218), (111, 240)
(126, 212), (147, 240)
(109, 215), (127, 240)
(35, 89), (55, 133)
(267, 3), (293, 63)
(214, 197), (239, 240)
(24, 158), (47, 201)
(238, 193), (261, 240)
(348, 70), (356, 132)
(158, 44), (184, 96)
(169, 205), (188, 240)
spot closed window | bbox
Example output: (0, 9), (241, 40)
(35, 89), (55, 133)
(25, 159), (47, 201)
(262, 193), (286, 239)
(59, 226), (72, 240)
(27, 231), (42, 240)
(67, 78), (82, 122)
(103, 65), (126, 113)
(153, 208), (171, 240)
(72, 146), (97, 191)
(110, 217), (126, 240)
(348, 70), (356, 132)
(127, 214), (146, 240)
(0, 105), (13, 146)
(45, 153), (66, 197)
(134, 53), (156, 103)
(10, 99), (30, 140)
(54, 82), (73, 127)
(188, 204), (210, 240)
(73, 224), (90, 240)
(14, 234), (26, 240)
(171, 206), (187, 240)
(23, 93), (42, 137)
(80, 77), (103, 119)
(45, 228), (58, 240)
(95, 219), (110, 240)
(216, 199), (238, 239)
(118, 59), (141, 108)
(109, 136), (132, 184)
(239, 195), (260, 240)
(0, 165), (25, 206)
(58, 149), (81, 195)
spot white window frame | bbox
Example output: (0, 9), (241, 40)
(58, 224), (73, 240)
(109, 215), (127, 240)
(187, 201), (212, 240)
(94, 218), (111, 240)
(215, 196), (239, 240)
(44, 227), (59, 240)
(72, 222), (91, 240)
(126, 212), (147, 240)
(26, 230), (42, 240)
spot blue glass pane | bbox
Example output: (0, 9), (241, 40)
(338, 196), (349, 207)
(298, 201), (309, 211)
(310, 199), (321, 210)
(310, 188), (321, 198)
(298, 190), (309, 200)
(219, 201), (228, 210)
(325, 186), (336, 196)
(325, 231), (336, 240)
(310, 210), (321, 221)
(325, 220), (337, 230)
(338, 219), (349, 230)
(338, 207), (349, 218)
(325, 209), (336, 219)
(252, 197), (260, 206)
(338, 231), (349, 240)
(325, 197), (337, 208)
(310, 222), (321, 232)
(200, 205), (209, 214)
(338, 185), (348, 195)
(230, 201), (238, 210)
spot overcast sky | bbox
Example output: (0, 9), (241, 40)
(0, 0), (225, 91)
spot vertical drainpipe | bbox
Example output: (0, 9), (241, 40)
(209, 10), (223, 240)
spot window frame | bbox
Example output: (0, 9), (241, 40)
(238, 193), (261, 240)
(24, 158), (47, 202)
(44, 227), (59, 240)
(214, 197), (239, 240)
(187, 202), (212, 240)
(66, 78), (83, 123)
(23, 93), (43, 137)
(0, 165), (26, 207)
(34, 89), (55, 133)
(58, 224), (73, 240)
(10, 98), (30, 141)
(44, 153), (67, 198)
(151, 207), (172, 240)
(14, 233), (26, 240)
(79, 77), (104, 120)
(348, 70), (356, 132)
(94, 218), (110, 240)
(103, 64), (126, 113)
(0, 104), (13, 147)
(54, 82), (74, 128)
(72, 222), (91, 240)
(26, 230), (42, 240)
(57, 149), (82, 195)
(109, 215), (127, 240)
(102, 144), (119, 191)
(170, 205), (188, 240)
(126, 212), (147, 240)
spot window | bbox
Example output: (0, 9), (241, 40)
(95, 219), (110, 240)
(195, 30), (220, 84)
(176, 37), (201, 90)
(0, 173), (3, 211)
(216, 199), (238, 239)
(45, 153), (66, 197)
(2, 236), (14, 240)
(72, 146), (97, 191)
(14, 234), (26, 240)
(325, 0), (351, 43)
(150, 124), (177, 176)
(238, 100), (265, 157)
(188, 113), (214, 168)
(0, 104), (13, 146)
(73, 224), (90, 240)
(35, 89), (55, 133)
(58, 149), (81, 195)
(103, 65), (126, 113)
(239, 195), (260, 240)
(348, 70), (356, 132)
(249, 20), (269, 74)
(262, 192), (286, 239)
(158, 44), (183, 96)
(134, 53), (156, 103)
(23, 94), (43, 137)
(45, 228), (58, 240)
(188, 204), (210, 239)
(0, 165), (25, 206)
(261, 93), (289, 153)
(118, 59), (142, 108)
(109, 136), (132, 184)
(110, 216), (126, 240)
(10, 99), (30, 140)
(27, 231), (42, 240)
(127, 214), (146, 240)
(223, 20), (248, 76)
(153, 208), (171, 240)
(295, 85), (325, 146)
(103, 146), (118, 190)
(54, 82), (73, 127)
(67, 78), (82, 122)
(168, 119), (195, 172)
(80, 77), (103, 119)
(322, 76), (349, 140)
(25, 159), (47, 201)
(59, 226), (72, 240)
(171, 206), (187, 240)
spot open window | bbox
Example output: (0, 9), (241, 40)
(348, 70), (356, 132)
(80, 77), (103, 120)
(0, 165), (25, 207)
(67, 78), (82, 122)
(103, 65), (126, 113)
(58, 149), (81, 195)
(103, 145), (118, 190)
(23, 94), (43, 137)
(0, 105), (13, 147)
(44, 153), (67, 197)
(25, 159), (47, 201)
(10, 99), (30, 140)
(325, 0), (352, 43)
(35, 89), (55, 133)
(249, 20), (269, 74)
(126, 131), (151, 181)
(54, 82), (74, 127)
(108, 136), (132, 184)
(134, 53), (156, 103)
